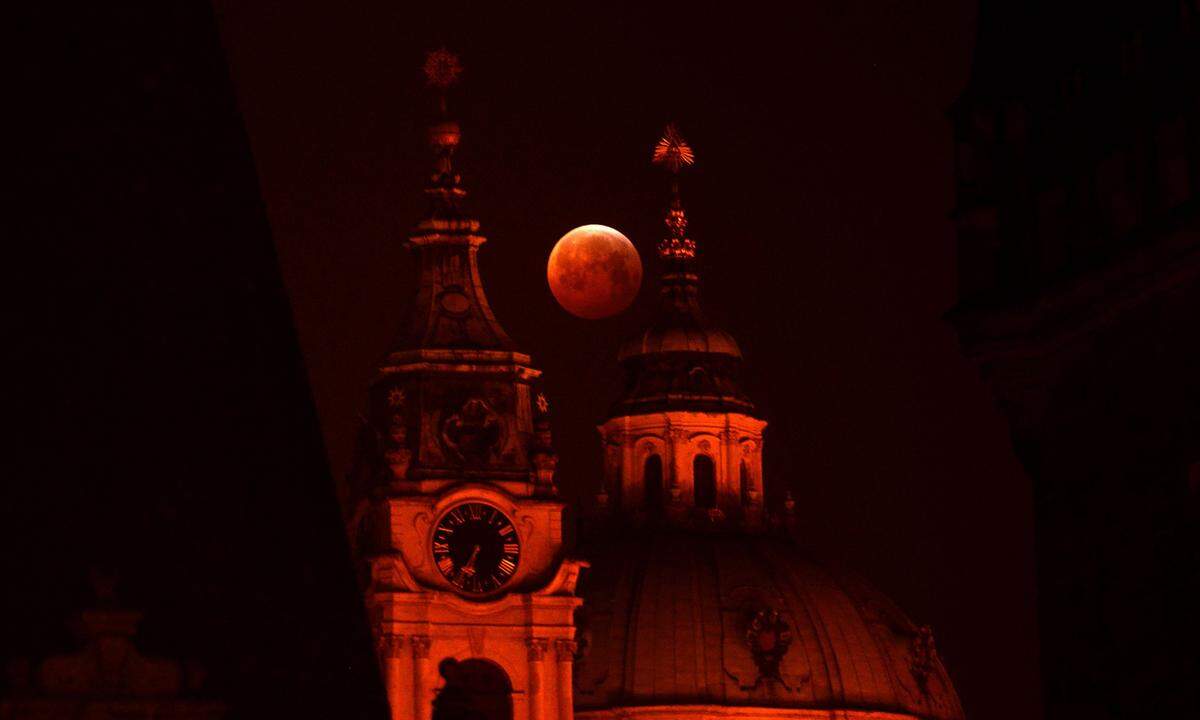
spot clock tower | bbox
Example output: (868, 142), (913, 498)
(346, 50), (585, 720)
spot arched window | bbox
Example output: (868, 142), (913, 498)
(643, 455), (663, 517)
(694, 455), (717, 509)
(740, 459), (751, 505)
(434, 658), (513, 720)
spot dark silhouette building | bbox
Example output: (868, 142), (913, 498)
(948, 1), (1200, 716)
(8, 2), (386, 717)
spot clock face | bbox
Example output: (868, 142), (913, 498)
(432, 503), (520, 594)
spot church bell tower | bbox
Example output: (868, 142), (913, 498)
(346, 50), (585, 720)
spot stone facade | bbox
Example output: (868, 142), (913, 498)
(346, 51), (583, 720)
(597, 411), (766, 529)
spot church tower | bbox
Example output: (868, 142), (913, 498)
(596, 125), (767, 530)
(346, 51), (585, 720)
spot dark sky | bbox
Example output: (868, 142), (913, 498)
(215, 2), (1040, 718)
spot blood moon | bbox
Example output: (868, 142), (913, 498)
(547, 225), (642, 319)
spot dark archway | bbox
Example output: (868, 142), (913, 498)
(643, 454), (663, 517)
(433, 658), (513, 720)
(694, 455), (716, 509)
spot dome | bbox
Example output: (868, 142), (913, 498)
(610, 302), (754, 418)
(573, 530), (964, 720)
(618, 324), (742, 361)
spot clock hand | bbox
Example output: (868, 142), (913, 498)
(462, 545), (481, 576)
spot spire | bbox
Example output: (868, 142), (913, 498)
(595, 126), (766, 532)
(388, 49), (515, 352)
(421, 48), (467, 220)
(606, 124), (755, 418)
(652, 123), (697, 262)
(647, 123), (706, 323)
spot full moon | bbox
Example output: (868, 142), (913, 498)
(547, 224), (643, 320)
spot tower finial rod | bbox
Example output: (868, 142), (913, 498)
(421, 49), (466, 217)
(652, 123), (697, 261)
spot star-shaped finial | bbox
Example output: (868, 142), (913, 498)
(423, 48), (462, 90)
(387, 387), (407, 407)
(652, 123), (695, 173)
(536, 393), (550, 414)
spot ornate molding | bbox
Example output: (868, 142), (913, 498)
(411, 635), (432, 660)
(533, 558), (591, 596)
(467, 626), (486, 656)
(909, 625), (938, 695)
(368, 554), (424, 593)
(408, 511), (433, 571)
(527, 638), (549, 661)
(376, 632), (405, 658)
(555, 639), (578, 662)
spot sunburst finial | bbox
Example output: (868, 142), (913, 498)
(652, 123), (695, 173)
(423, 48), (462, 90)
(420, 49), (466, 215)
(652, 124), (697, 261)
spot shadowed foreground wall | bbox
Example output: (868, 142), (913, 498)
(949, 1), (1200, 716)
(7, 2), (387, 717)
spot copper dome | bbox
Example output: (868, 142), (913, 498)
(573, 531), (964, 720)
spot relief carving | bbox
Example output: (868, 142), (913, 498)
(745, 608), (793, 684)
(723, 598), (808, 692)
(383, 385), (411, 479)
(440, 397), (504, 463)
(909, 625), (937, 696)
(409, 511), (432, 570)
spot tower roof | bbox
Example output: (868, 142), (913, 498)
(388, 49), (516, 355)
(609, 126), (754, 418)
(348, 50), (558, 498)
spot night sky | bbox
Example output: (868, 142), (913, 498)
(214, 2), (1039, 718)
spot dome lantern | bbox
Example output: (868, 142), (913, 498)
(596, 126), (766, 532)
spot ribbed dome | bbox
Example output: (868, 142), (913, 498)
(573, 530), (964, 720)
(609, 288), (755, 417)
(618, 323), (742, 361)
